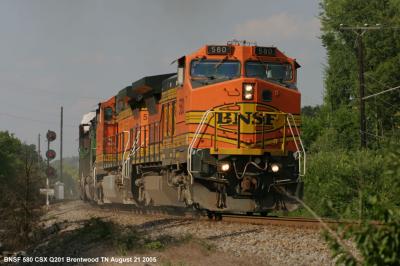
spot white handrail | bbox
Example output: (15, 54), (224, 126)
(121, 130), (131, 185)
(93, 166), (96, 192)
(286, 113), (306, 176)
(130, 129), (142, 156)
(187, 109), (213, 184)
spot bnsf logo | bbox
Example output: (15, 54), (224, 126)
(188, 103), (289, 134)
(216, 112), (276, 126)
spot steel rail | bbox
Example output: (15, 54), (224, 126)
(86, 202), (354, 229)
(219, 214), (342, 229)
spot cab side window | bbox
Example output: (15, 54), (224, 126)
(104, 107), (113, 121)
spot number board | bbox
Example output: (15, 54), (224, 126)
(254, 46), (276, 56)
(207, 45), (232, 55)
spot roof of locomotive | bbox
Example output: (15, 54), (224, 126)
(126, 73), (175, 101)
(186, 43), (300, 68)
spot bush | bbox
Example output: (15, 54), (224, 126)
(303, 145), (400, 220)
(0, 131), (45, 249)
(325, 208), (400, 265)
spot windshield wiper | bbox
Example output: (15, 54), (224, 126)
(255, 60), (289, 85)
(256, 58), (269, 72)
(214, 56), (229, 70)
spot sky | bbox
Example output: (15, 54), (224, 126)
(0, 0), (325, 157)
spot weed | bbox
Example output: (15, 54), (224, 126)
(81, 217), (113, 240)
(194, 238), (216, 252)
(144, 240), (164, 250)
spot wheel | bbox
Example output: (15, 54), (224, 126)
(214, 213), (222, 221)
(207, 211), (214, 220)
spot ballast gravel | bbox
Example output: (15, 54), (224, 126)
(42, 201), (336, 266)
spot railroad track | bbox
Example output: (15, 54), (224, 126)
(89, 201), (345, 229)
(217, 214), (342, 229)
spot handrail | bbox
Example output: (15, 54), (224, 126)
(130, 129), (141, 161)
(121, 130), (131, 185)
(286, 113), (306, 176)
(120, 128), (143, 186)
(186, 109), (306, 182)
(187, 109), (213, 184)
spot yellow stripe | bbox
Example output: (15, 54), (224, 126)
(186, 132), (299, 147)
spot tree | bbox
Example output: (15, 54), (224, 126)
(320, 0), (400, 145)
(0, 131), (45, 249)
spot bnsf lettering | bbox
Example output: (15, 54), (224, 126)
(217, 112), (276, 126)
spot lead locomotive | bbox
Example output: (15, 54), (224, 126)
(79, 41), (305, 215)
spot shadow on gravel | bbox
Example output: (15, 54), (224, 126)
(205, 229), (261, 240)
(24, 217), (194, 266)
(135, 218), (193, 231)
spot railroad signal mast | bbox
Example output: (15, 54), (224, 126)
(45, 130), (57, 206)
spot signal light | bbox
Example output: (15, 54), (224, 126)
(45, 129), (57, 179)
(46, 130), (56, 142)
(46, 166), (56, 179)
(46, 149), (56, 160)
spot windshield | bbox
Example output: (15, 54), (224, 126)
(190, 60), (240, 87)
(245, 61), (292, 82)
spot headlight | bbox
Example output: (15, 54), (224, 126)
(244, 93), (253, 100)
(271, 163), (280, 173)
(244, 84), (253, 92)
(243, 83), (254, 100)
(218, 162), (230, 172)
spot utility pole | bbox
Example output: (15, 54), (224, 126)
(38, 133), (41, 161)
(47, 135), (50, 207)
(339, 24), (382, 221)
(358, 34), (367, 148)
(339, 24), (381, 148)
(60, 106), (63, 183)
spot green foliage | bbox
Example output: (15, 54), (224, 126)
(301, 106), (324, 149)
(144, 240), (164, 250)
(0, 131), (24, 186)
(304, 144), (400, 219)
(301, 105), (359, 152)
(0, 131), (45, 249)
(320, 0), (400, 138)
(303, 1), (400, 264)
(325, 209), (400, 265)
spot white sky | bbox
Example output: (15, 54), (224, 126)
(0, 0), (325, 157)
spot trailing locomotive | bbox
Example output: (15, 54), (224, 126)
(79, 41), (305, 214)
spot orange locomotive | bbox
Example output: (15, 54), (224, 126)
(79, 41), (305, 215)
